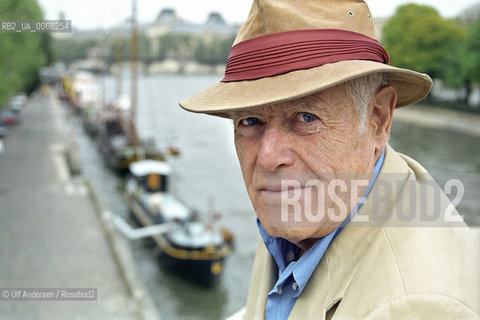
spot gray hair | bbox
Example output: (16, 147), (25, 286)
(229, 73), (388, 132)
(344, 73), (388, 132)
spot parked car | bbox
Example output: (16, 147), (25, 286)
(0, 109), (20, 126)
(0, 139), (4, 154)
(9, 93), (27, 111)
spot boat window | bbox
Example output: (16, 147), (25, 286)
(105, 121), (124, 135)
(145, 173), (168, 192)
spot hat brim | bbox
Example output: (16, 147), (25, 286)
(179, 60), (432, 118)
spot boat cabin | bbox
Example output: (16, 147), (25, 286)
(129, 160), (171, 193)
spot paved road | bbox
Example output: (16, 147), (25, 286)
(0, 91), (156, 319)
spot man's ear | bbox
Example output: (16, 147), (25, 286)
(370, 85), (397, 141)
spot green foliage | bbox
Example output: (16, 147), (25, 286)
(104, 34), (152, 63)
(195, 35), (235, 65)
(403, 4), (480, 104)
(156, 33), (198, 61)
(153, 32), (234, 64)
(0, 0), (53, 107)
(53, 31), (234, 69)
(52, 38), (98, 65)
(382, 4), (463, 79)
(441, 31), (468, 89)
(465, 20), (480, 84)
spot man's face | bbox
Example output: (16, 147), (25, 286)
(232, 84), (384, 247)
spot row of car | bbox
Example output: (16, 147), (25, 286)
(0, 93), (27, 153)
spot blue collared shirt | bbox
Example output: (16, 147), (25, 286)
(259, 149), (385, 320)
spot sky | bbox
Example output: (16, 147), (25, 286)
(36, 0), (479, 30)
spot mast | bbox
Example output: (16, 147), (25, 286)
(114, 37), (122, 99)
(130, 0), (139, 145)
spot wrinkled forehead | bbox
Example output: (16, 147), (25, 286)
(229, 83), (352, 120)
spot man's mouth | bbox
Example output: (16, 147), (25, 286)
(259, 185), (312, 199)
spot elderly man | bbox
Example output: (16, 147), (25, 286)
(180, 0), (480, 319)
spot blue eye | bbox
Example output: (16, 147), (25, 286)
(236, 117), (264, 138)
(300, 112), (317, 123)
(240, 117), (262, 126)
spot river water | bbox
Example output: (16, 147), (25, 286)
(71, 73), (479, 320)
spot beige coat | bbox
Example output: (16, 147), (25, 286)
(243, 145), (480, 319)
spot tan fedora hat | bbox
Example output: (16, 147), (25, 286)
(179, 0), (432, 117)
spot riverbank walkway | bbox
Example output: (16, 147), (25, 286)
(0, 92), (160, 319)
(394, 103), (480, 137)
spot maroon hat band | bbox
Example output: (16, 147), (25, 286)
(222, 29), (390, 82)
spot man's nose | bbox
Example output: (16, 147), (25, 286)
(257, 125), (295, 172)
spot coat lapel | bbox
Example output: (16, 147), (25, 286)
(244, 240), (275, 320)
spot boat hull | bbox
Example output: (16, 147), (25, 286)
(124, 191), (232, 287)
(156, 251), (227, 287)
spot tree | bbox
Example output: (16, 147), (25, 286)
(195, 35), (235, 65)
(52, 38), (98, 66)
(0, 0), (53, 107)
(467, 20), (480, 83)
(441, 30), (470, 102)
(464, 20), (480, 105)
(441, 6), (480, 105)
(382, 4), (463, 80)
(156, 33), (198, 62)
